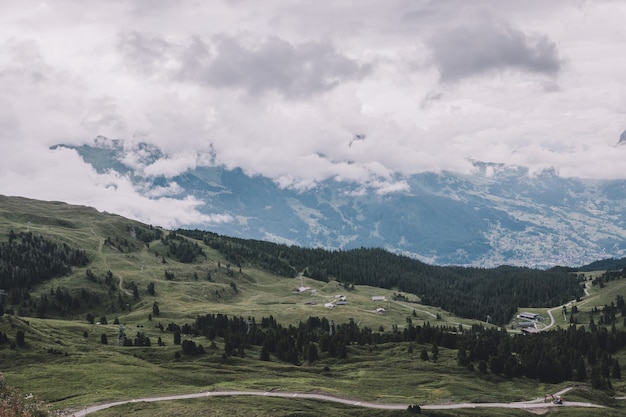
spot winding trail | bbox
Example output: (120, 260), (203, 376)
(543, 280), (593, 331)
(542, 277), (626, 331)
(68, 234), (613, 415)
(63, 387), (604, 416)
(90, 227), (131, 296)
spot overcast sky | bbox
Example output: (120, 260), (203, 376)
(1, 1), (625, 227)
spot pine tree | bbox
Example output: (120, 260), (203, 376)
(612, 360), (622, 379)
(15, 330), (25, 347)
(260, 345), (270, 361)
(577, 358), (587, 381)
(305, 342), (318, 364)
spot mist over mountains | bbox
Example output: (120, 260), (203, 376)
(53, 137), (626, 268)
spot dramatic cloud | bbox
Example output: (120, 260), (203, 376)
(429, 20), (562, 82)
(202, 36), (372, 99)
(1, 0), (626, 228)
(117, 32), (372, 99)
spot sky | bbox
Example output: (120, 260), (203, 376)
(1, 0), (626, 227)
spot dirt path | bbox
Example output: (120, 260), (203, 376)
(543, 281), (593, 331)
(90, 227), (131, 296)
(63, 387), (603, 416)
(117, 274), (131, 296)
(543, 277), (626, 331)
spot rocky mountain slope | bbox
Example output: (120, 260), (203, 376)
(52, 138), (626, 267)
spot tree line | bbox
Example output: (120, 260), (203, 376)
(0, 231), (88, 302)
(147, 306), (625, 391)
(457, 319), (625, 389)
(8, 268), (135, 319)
(171, 314), (461, 364)
(161, 230), (206, 263)
(578, 257), (626, 272)
(129, 223), (163, 245)
(177, 229), (584, 325)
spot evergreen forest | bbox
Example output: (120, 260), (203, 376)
(2, 196), (626, 416)
(181, 229), (585, 325)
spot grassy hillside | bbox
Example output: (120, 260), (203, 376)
(0, 195), (494, 329)
(0, 195), (625, 416)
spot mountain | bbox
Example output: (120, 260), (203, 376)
(52, 137), (626, 267)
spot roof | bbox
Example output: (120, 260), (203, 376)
(517, 312), (540, 320)
(521, 327), (541, 334)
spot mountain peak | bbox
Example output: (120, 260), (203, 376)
(53, 138), (626, 267)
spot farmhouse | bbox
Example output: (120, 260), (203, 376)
(517, 312), (542, 321)
(371, 296), (386, 301)
(521, 326), (541, 334)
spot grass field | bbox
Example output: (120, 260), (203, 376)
(1, 195), (626, 416)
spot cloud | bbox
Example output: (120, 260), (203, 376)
(117, 31), (172, 76)
(1, 0), (626, 231)
(1, 37), (52, 83)
(117, 31), (372, 99)
(142, 150), (202, 178)
(0, 141), (232, 229)
(197, 36), (372, 98)
(429, 20), (562, 82)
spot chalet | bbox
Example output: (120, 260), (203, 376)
(376, 307), (386, 313)
(324, 302), (335, 309)
(521, 326), (541, 334)
(371, 296), (386, 301)
(517, 312), (541, 321)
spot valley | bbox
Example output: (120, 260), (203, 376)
(1, 195), (626, 416)
(54, 139), (626, 268)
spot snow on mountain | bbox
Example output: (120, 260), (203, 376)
(53, 138), (626, 267)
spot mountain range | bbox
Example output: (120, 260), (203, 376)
(52, 137), (626, 268)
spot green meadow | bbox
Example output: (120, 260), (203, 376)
(1, 195), (625, 416)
